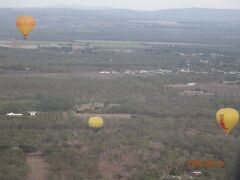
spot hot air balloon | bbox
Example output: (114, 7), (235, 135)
(216, 108), (239, 135)
(16, 16), (36, 39)
(88, 116), (104, 132)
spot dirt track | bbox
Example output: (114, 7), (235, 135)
(74, 113), (132, 120)
(98, 154), (122, 179)
(27, 153), (48, 180)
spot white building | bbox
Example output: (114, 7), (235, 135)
(192, 171), (202, 177)
(139, 70), (148, 74)
(187, 83), (197, 86)
(180, 68), (191, 73)
(28, 111), (38, 116)
(99, 71), (110, 74)
(6, 112), (23, 116)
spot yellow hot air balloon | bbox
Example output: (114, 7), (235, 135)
(88, 116), (104, 132)
(216, 108), (239, 135)
(16, 16), (36, 39)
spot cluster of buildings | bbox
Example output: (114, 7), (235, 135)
(74, 102), (121, 113)
(74, 102), (105, 113)
(99, 69), (173, 76)
(0, 40), (89, 54)
(99, 67), (239, 76)
(6, 111), (37, 117)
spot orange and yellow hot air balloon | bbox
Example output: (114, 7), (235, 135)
(16, 16), (36, 39)
(216, 108), (239, 135)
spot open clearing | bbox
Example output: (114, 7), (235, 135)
(74, 113), (132, 120)
(166, 83), (240, 96)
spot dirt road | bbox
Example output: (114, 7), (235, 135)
(27, 152), (48, 180)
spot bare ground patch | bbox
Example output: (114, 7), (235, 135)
(98, 154), (123, 180)
(27, 152), (48, 180)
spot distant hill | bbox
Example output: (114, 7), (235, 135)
(7, 7), (238, 21)
(0, 8), (240, 43)
(152, 8), (240, 22)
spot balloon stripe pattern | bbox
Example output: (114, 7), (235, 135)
(16, 16), (36, 39)
(88, 116), (104, 132)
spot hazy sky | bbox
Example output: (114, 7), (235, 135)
(1, 0), (240, 10)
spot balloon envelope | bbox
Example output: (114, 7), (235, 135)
(16, 16), (36, 39)
(88, 116), (104, 130)
(216, 108), (239, 135)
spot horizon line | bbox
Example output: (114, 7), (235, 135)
(0, 6), (240, 11)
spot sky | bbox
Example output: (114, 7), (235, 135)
(1, 0), (240, 10)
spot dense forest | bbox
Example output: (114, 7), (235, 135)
(0, 44), (239, 179)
